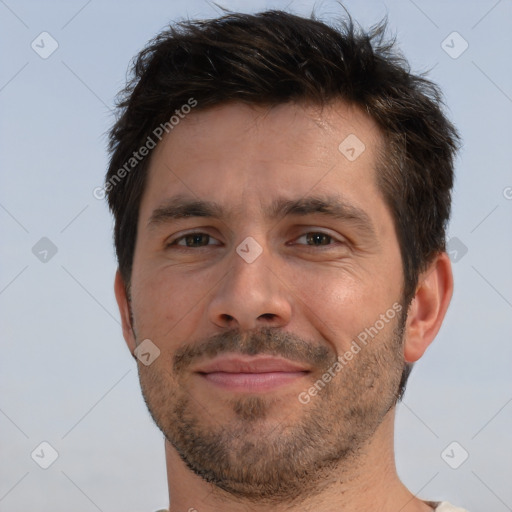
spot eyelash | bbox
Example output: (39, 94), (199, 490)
(167, 230), (343, 249)
(168, 232), (220, 248)
(293, 232), (337, 247)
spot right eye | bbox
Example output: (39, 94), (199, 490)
(168, 232), (221, 248)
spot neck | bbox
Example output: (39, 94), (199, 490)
(164, 408), (433, 512)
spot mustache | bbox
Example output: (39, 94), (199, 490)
(172, 327), (336, 374)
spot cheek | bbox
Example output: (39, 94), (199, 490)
(292, 266), (398, 348)
(130, 268), (207, 339)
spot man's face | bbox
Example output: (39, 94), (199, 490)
(124, 101), (407, 500)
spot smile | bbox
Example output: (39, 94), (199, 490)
(195, 355), (311, 392)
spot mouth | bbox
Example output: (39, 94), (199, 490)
(194, 354), (311, 392)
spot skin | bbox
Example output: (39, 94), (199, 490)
(114, 101), (453, 512)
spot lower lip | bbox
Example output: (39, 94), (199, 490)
(199, 371), (308, 392)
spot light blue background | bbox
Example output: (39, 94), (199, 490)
(1, 1), (511, 511)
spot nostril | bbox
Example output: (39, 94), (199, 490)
(259, 313), (275, 321)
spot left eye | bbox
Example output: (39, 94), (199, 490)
(172, 233), (219, 247)
(296, 232), (335, 246)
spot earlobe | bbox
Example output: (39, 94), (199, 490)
(404, 252), (453, 362)
(114, 270), (137, 355)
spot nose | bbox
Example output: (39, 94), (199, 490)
(207, 242), (292, 331)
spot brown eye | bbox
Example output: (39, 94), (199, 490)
(304, 232), (333, 246)
(174, 233), (213, 247)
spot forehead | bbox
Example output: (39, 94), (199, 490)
(139, 101), (385, 225)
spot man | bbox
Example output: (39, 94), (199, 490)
(105, 9), (467, 512)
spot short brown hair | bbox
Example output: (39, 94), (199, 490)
(106, 10), (459, 304)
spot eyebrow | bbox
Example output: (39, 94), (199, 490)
(147, 194), (376, 239)
(147, 195), (225, 229)
(267, 196), (376, 238)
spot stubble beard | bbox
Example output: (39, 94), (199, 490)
(137, 312), (407, 504)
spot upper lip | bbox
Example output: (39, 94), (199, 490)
(194, 355), (310, 374)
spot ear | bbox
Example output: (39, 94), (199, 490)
(404, 252), (453, 362)
(114, 269), (137, 355)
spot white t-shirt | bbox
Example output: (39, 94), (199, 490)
(435, 503), (469, 511)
